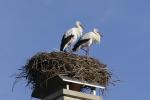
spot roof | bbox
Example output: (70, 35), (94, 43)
(60, 75), (105, 89)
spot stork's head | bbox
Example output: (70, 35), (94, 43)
(93, 28), (103, 37)
(76, 21), (84, 30)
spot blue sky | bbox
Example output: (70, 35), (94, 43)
(0, 0), (150, 100)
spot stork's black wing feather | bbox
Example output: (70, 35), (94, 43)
(60, 34), (74, 51)
(72, 39), (90, 51)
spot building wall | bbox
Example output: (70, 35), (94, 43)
(42, 89), (102, 100)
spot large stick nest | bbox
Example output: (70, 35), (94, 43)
(16, 51), (112, 90)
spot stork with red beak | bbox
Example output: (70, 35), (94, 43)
(60, 21), (84, 52)
(72, 28), (103, 55)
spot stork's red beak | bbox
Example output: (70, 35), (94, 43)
(80, 24), (85, 30)
(100, 34), (103, 37)
(98, 32), (103, 37)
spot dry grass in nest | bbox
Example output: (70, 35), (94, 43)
(15, 51), (113, 90)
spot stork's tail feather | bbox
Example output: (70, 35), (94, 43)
(60, 46), (64, 51)
(60, 35), (65, 51)
(72, 43), (79, 52)
(60, 35), (74, 51)
(72, 39), (90, 52)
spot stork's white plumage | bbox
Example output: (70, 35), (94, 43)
(60, 21), (84, 52)
(72, 28), (102, 55)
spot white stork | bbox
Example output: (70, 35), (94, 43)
(72, 28), (102, 55)
(60, 21), (84, 52)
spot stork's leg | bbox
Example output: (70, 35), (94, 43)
(68, 44), (73, 53)
(81, 47), (89, 56)
(87, 46), (90, 56)
(85, 47), (88, 56)
(81, 48), (88, 54)
(64, 50), (67, 53)
(81, 48), (86, 52)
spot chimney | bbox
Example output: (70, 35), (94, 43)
(32, 75), (104, 100)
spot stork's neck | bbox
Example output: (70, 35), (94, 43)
(76, 25), (83, 33)
(74, 25), (82, 38)
(93, 32), (101, 43)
